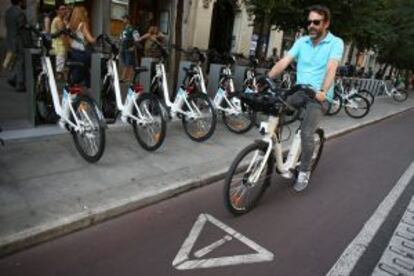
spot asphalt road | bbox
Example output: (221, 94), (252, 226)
(1, 110), (414, 276)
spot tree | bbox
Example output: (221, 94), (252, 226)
(244, 0), (414, 70)
(374, 0), (414, 70)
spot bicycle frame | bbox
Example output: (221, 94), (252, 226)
(103, 57), (155, 126)
(152, 61), (204, 120)
(336, 78), (358, 100)
(247, 116), (302, 182)
(38, 51), (96, 133)
(213, 65), (242, 116)
(380, 80), (398, 96)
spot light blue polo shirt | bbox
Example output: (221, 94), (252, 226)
(288, 32), (344, 101)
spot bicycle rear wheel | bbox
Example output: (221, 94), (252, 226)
(224, 142), (274, 215)
(393, 89), (408, 102)
(71, 96), (106, 163)
(182, 93), (217, 142)
(358, 89), (375, 105)
(344, 94), (370, 119)
(132, 93), (167, 151)
(222, 94), (256, 134)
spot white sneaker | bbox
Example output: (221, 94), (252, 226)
(293, 171), (311, 192)
(280, 171), (294, 179)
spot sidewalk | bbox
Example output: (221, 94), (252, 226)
(0, 95), (414, 258)
(0, 72), (31, 130)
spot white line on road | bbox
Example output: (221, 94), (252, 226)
(327, 161), (414, 276)
(172, 213), (274, 270)
(194, 235), (233, 258)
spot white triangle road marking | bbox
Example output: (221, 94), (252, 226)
(172, 213), (274, 270)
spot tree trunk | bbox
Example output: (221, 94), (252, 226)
(255, 15), (266, 59)
(347, 43), (355, 64)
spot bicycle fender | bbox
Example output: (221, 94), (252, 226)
(254, 139), (270, 149)
(75, 95), (108, 129)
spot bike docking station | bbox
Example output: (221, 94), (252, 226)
(139, 57), (156, 94)
(233, 65), (249, 91)
(25, 48), (39, 127)
(207, 63), (225, 98)
(91, 52), (110, 107)
(25, 48), (46, 127)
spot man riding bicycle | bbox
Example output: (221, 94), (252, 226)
(267, 5), (344, 192)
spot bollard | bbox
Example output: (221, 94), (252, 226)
(207, 63), (224, 98)
(140, 57), (156, 93)
(25, 48), (41, 127)
(233, 65), (248, 91)
(91, 52), (108, 106)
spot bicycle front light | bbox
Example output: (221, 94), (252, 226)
(259, 122), (269, 135)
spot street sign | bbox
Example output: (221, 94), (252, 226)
(172, 213), (274, 270)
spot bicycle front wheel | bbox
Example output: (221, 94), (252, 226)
(344, 94), (370, 119)
(393, 89), (408, 102)
(71, 96), (106, 163)
(224, 142), (274, 215)
(182, 93), (217, 142)
(132, 93), (167, 151)
(222, 94), (256, 134)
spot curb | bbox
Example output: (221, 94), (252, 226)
(1, 106), (413, 257)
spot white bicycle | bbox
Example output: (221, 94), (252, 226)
(213, 53), (255, 134)
(378, 79), (408, 102)
(326, 77), (371, 118)
(150, 45), (216, 142)
(99, 34), (166, 151)
(224, 80), (325, 215)
(31, 27), (106, 163)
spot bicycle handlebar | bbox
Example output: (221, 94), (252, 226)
(96, 33), (119, 56)
(27, 26), (82, 50)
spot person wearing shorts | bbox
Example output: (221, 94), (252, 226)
(51, 4), (68, 80)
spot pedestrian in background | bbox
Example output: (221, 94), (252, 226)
(68, 5), (96, 87)
(5, 0), (31, 92)
(42, 10), (52, 34)
(140, 26), (165, 58)
(63, 5), (73, 28)
(51, 4), (68, 80)
(270, 47), (280, 63)
(119, 15), (138, 82)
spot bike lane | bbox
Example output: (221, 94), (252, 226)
(1, 109), (414, 276)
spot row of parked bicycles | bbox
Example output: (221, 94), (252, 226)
(31, 27), (261, 163)
(323, 76), (408, 119)
(31, 26), (408, 165)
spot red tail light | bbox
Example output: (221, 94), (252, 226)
(186, 85), (195, 94)
(134, 83), (144, 94)
(69, 84), (82, 94)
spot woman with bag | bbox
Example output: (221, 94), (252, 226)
(68, 5), (96, 87)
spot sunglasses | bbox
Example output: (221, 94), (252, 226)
(307, 19), (323, 26)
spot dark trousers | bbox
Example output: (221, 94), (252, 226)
(68, 49), (91, 87)
(9, 50), (25, 88)
(286, 91), (327, 172)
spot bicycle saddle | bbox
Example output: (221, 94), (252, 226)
(183, 67), (197, 75)
(134, 66), (149, 74)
